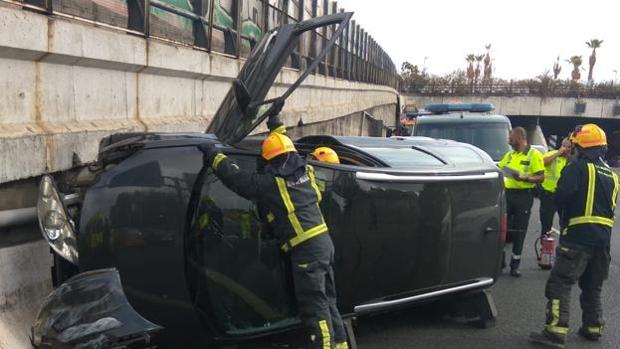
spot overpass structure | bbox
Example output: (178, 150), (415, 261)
(0, 1), (400, 348)
(405, 94), (620, 154)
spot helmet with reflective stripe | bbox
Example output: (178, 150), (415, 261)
(262, 132), (297, 160)
(570, 124), (607, 148)
(311, 147), (340, 164)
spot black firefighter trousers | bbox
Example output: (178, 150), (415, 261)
(290, 233), (347, 349)
(506, 189), (534, 270)
(544, 242), (611, 338)
(539, 190), (557, 235)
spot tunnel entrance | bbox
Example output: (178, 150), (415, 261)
(508, 115), (620, 165)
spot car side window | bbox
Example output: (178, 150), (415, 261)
(186, 154), (298, 335)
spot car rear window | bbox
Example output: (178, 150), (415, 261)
(361, 147), (444, 168)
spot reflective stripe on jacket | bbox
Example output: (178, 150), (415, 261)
(210, 153), (327, 252)
(555, 159), (619, 246)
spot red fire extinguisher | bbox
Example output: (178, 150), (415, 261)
(535, 233), (557, 270)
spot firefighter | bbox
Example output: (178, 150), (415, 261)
(529, 124), (618, 348)
(311, 147), (340, 164)
(539, 138), (572, 236)
(199, 110), (349, 349)
(498, 127), (545, 277)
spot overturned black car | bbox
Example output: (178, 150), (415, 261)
(32, 13), (506, 349)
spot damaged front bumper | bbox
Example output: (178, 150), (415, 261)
(32, 268), (162, 349)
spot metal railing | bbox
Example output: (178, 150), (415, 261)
(403, 81), (620, 99)
(5, 0), (399, 89)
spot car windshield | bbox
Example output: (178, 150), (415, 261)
(423, 145), (486, 164)
(415, 123), (510, 161)
(361, 147), (444, 168)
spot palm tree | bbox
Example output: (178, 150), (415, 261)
(466, 54), (476, 83)
(566, 56), (583, 81)
(552, 56), (562, 79)
(474, 54), (484, 83)
(586, 39), (603, 82)
(483, 44), (492, 81)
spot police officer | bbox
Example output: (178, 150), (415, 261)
(498, 127), (545, 277)
(199, 114), (348, 349)
(529, 124), (618, 348)
(311, 147), (340, 164)
(539, 138), (572, 236)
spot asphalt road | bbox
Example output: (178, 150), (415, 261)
(246, 201), (620, 349)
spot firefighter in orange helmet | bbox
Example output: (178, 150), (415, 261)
(311, 147), (340, 164)
(200, 105), (348, 349)
(530, 124), (619, 348)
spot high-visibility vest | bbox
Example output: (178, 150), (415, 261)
(498, 147), (545, 189)
(542, 150), (568, 192)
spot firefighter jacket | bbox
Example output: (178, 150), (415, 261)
(207, 152), (327, 252)
(555, 158), (619, 246)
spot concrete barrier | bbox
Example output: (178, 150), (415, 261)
(0, 240), (52, 349)
(0, 2), (398, 185)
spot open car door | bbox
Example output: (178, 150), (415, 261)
(187, 13), (353, 339)
(207, 12), (353, 144)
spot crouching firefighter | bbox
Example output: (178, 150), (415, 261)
(199, 111), (349, 349)
(529, 124), (619, 348)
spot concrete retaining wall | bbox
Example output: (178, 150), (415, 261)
(286, 103), (397, 139)
(0, 2), (398, 185)
(0, 240), (52, 349)
(405, 94), (620, 119)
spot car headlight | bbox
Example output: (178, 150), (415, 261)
(37, 175), (79, 265)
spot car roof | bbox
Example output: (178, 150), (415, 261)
(416, 113), (510, 124)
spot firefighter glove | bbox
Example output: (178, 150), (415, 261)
(198, 143), (219, 166)
(265, 99), (285, 125)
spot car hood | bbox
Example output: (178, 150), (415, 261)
(206, 12), (352, 144)
(31, 268), (162, 348)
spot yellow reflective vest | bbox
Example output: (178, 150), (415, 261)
(542, 150), (568, 192)
(498, 146), (545, 189)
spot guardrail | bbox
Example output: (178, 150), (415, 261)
(3, 0), (399, 89)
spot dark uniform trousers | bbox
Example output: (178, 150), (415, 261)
(506, 189), (534, 269)
(539, 189), (557, 235)
(291, 234), (346, 348)
(545, 242), (610, 335)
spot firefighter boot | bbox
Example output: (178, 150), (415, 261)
(529, 329), (566, 348)
(578, 326), (603, 341)
(509, 257), (521, 277)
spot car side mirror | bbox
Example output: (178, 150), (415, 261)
(233, 79), (252, 114)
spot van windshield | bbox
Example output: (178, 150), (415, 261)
(415, 123), (510, 161)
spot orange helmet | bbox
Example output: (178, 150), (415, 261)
(570, 124), (607, 148)
(311, 147), (340, 164)
(262, 132), (297, 160)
